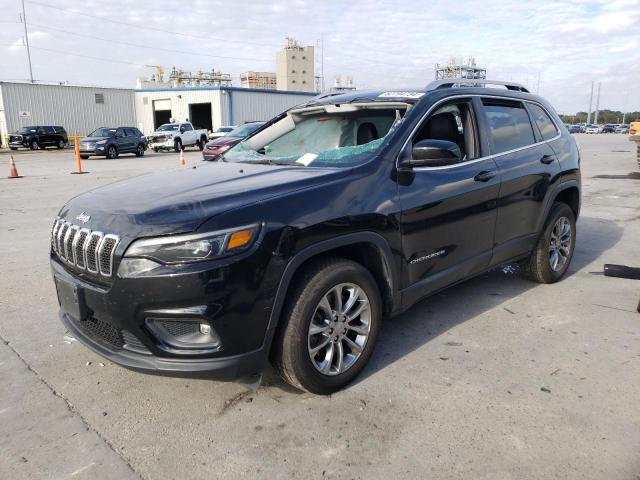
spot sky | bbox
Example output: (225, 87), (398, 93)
(1, 0), (639, 114)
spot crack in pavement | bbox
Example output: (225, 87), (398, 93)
(0, 332), (144, 480)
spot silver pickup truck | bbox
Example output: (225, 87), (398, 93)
(147, 122), (208, 152)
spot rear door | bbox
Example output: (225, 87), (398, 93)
(115, 128), (130, 152)
(398, 97), (500, 302)
(478, 98), (561, 264)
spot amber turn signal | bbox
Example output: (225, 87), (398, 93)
(227, 229), (254, 250)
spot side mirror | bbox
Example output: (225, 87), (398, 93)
(403, 139), (462, 168)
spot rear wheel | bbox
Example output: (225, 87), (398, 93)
(521, 202), (576, 283)
(198, 136), (206, 151)
(135, 144), (145, 157)
(273, 258), (381, 394)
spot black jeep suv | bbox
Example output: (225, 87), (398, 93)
(50, 80), (580, 394)
(9, 125), (68, 150)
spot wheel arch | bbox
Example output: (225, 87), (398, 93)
(263, 232), (400, 354)
(536, 180), (580, 233)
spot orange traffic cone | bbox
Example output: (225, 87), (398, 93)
(179, 148), (186, 166)
(8, 155), (22, 178)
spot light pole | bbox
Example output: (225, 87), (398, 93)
(20, 0), (34, 83)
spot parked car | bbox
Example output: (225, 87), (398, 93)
(147, 122), (208, 152)
(9, 125), (68, 150)
(568, 125), (582, 134)
(601, 124), (615, 133)
(79, 127), (147, 159)
(615, 124), (629, 134)
(49, 80), (580, 394)
(585, 124), (599, 134)
(202, 122), (265, 161)
(208, 126), (235, 140)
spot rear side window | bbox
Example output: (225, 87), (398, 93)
(482, 101), (535, 154)
(528, 103), (558, 141)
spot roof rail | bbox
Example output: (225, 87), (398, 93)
(426, 79), (530, 93)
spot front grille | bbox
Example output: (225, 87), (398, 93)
(51, 217), (119, 277)
(9, 135), (22, 143)
(73, 315), (151, 354)
(78, 315), (124, 349)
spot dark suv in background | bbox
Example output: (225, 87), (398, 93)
(79, 127), (147, 159)
(9, 125), (68, 150)
(50, 80), (580, 394)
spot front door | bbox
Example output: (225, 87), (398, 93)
(398, 98), (500, 304)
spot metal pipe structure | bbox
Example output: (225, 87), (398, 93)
(587, 81), (594, 124)
(594, 82), (601, 125)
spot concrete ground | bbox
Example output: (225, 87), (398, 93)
(0, 136), (638, 480)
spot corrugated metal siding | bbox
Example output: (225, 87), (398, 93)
(0, 82), (136, 137)
(230, 90), (311, 125)
(134, 90), (222, 134)
(134, 87), (315, 133)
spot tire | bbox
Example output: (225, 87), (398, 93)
(80, 155), (89, 160)
(10, 147), (17, 151)
(135, 144), (145, 157)
(29, 139), (39, 150)
(56, 139), (66, 149)
(198, 137), (206, 151)
(152, 147), (159, 153)
(174, 139), (182, 152)
(106, 145), (118, 159)
(521, 202), (576, 283)
(273, 258), (381, 394)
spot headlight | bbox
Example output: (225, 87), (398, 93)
(118, 224), (260, 277)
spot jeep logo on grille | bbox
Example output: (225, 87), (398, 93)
(76, 212), (91, 224)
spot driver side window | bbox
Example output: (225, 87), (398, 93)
(412, 100), (478, 162)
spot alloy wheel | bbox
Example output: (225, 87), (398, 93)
(549, 216), (572, 271)
(307, 283), (371, 376)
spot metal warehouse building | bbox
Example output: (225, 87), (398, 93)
(0, 82), (136, 145)
(134, 86), (316, 134)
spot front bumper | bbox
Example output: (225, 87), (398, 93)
(51, 243), (279, 379)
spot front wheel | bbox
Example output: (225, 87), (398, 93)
(29, 140), (39, 150)
(521, 202), (576, 283)
(80, 155), (89, 160)
(10, 147), (18, 151)
(174, 139), (182, 152)
(273, 258), (381, 394)
(106, 145), (118, 159)
(56, 139), (66, 149)
(135, 144), (145, 157)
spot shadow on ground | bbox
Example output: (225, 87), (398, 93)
(261, 216), (623, 391)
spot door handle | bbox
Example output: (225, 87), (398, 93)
(540, 154), (555, 164)
(474, 170), (497, 182)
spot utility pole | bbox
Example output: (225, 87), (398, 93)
(20, 0), (34, 83)
(594, 82), (601, 125)
(622, 112), (626, 124)
(587, 81), (594, 124)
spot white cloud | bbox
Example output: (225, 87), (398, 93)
(0, 0), (638, 111)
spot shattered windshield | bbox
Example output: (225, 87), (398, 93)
(223, 103), (407, 167)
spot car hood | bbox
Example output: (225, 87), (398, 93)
(58, 161), (349, 237)
(205, 136), (241, 149)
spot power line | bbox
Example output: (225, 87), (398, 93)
(26, 0), (281, 50)
(24, 0), (425, 72)
(29, 22), (272, 64)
